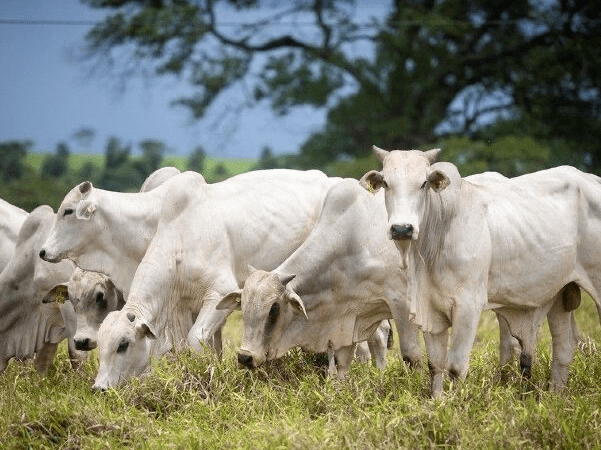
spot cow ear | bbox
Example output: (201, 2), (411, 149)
(427, 170), (450, 192)
(135, 317), (157, 340)
(78, 181), (93, 198)
(359, 170), (386, 193)
(424, 148), (441, 165)
(286, 289), (308, 320)
(216, 290), (242, 311)
(372, 145), (389, 162)
(75, 199), (97, 220)
(42, 284), (69, 304)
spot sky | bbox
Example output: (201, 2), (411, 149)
(0, 0), (391, 159)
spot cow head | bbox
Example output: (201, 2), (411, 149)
(45, 268), (125, 351)
(359, 146), (450, 267)
(93, 310), (156, 391)
(216, 267), (307, 369)
(39, 181), (99, 264)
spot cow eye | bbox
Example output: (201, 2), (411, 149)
(96, 292), (107, 309)
(117, 340), (129, 353)
(63, 208), (74, 216)
(268, 302), (280, 321)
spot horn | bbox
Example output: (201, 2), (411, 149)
(372, 145), (389, 162)
(277, 273), (296, 286)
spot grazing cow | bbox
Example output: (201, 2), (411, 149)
(44, 268), (125, 351)
(0, 198), (28, 272)
(360, 146), (601, 396)
(0, 206), (84, 374)
(217, 179), (421, 377)
(41, 169), (340, 389)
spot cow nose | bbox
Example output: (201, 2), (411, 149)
(39, 249), (46, 260)
(237, 352), (254, 369)
(92, 385), (106, 393)
(75, 338), (92, 351)
(390, 224), (414, 241)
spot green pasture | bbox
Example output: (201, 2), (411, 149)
(25, 153), (256, 178)
(1, 294), (600, 449)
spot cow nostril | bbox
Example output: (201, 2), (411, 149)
(237, 353), (254, 369)
(390, 224), (414, 240)
(39, 249), (46, 260)
(74, 338), (90, 351)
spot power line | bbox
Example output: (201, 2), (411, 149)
(0, 18), (379, 27)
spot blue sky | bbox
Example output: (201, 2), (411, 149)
(0, 0), (390, 159)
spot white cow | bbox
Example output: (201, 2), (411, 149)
(360, 146), (601, 396)
(0, 205), (84, 374)
(40, 169), (340, 389)
(467, 172), (587, 374)
(217, 179), (421, 378)
(0, 198), (28, 272)
(40, 169), (196, 299)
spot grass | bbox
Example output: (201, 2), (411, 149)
(1, 297), (600, 449)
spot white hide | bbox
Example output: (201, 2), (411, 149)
(83, 169), (339, 389)
(217, 179), (421, 378)
(361, 147), (601, 396)
(0, 198), (28, 273)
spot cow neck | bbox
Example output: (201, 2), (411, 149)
(76, 187), (165, 297)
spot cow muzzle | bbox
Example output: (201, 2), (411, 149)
(390, 224), (415, 241)
(39, 249), (61, 263)
(237, 351), (256, 369)
(74, 337), (97, 351)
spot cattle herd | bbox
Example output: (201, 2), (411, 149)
(1, 147), (600, 398)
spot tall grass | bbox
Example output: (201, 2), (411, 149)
(1, 297), (600, 449)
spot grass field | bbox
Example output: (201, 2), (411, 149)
(1, 294), (600, 449)
(25, 153), (257, 179)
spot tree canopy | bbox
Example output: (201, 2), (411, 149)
(81, 0), (601, 173)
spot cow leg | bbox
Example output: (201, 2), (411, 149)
(334, 344), (357, 379)
(447, 307), (481, 383)
(33, 342), (59, 375)
(327, 347), (337, 377)
(187, 297), (232, 357)
(354, 342), (371, 363)
(389, 296), (421, 367)
(547, 297), (576, 391)
(497, 312), (519, 367)
(366, 321), (390, 370)
(423, 329), (448, 398)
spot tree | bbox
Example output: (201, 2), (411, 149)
(80, 1), (601, 172)
(136, 139), (166, 178)
(72, 127), (96, 152)
(211, 163), (229, 182)
(41, 142), (70, 179)
(254, 146), (279, 170)
(0, 140), (31, 182)
(187, 146), (206, 174)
